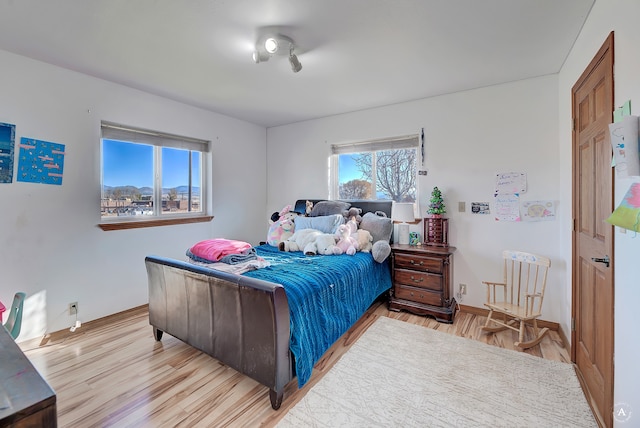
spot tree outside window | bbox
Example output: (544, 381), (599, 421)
(337, 148), (416, 202)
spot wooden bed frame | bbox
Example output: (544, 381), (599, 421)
(145, 199), (392, 409)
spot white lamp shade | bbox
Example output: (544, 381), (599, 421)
(393, 203), (414, 245)
(393, 203), (415, 223)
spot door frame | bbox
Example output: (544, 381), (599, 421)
(571, 31), (615, 427)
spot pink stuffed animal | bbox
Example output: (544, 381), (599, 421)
(267, 217), (294, 246)
(335, 224), (358, 255)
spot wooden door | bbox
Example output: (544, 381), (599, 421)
(571, 32), (614, 428)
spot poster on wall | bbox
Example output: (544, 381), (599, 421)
(494, 172), (527, 194)
(494, 193), (520, 222)
(521, 200), (556, 222)
(17, 137), (66, 185)
(0, 122), (16, 183)
(609, 115), (640, 178)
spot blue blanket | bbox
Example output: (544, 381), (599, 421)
(244, 244), (391, 387)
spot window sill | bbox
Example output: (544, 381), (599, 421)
(99, 215), (214, 231)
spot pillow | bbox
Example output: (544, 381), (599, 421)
(606, 182), (640, 232)
(359, 211), (393, 243)
(295, 214), (344, 234)
(310, 200), (351, 217)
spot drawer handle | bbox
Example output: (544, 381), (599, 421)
(409, 292), (425, 299)
(409, 259), (424, 266)
(410, 276), (424, 283)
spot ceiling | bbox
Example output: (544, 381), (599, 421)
(0, 0), (594, 128)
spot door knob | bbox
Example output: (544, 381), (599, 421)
(591, 255), (610, 267)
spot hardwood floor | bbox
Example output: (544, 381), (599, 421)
(21, 301), (570, 428)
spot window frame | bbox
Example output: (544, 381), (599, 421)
(99, 121), (212, 230)
(329, 133), (421, 202)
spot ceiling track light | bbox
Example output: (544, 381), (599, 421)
(289, 49), (302, 73)
(253, 34), (302, 73)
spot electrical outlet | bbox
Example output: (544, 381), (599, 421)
(459, 284), (467, 295)
(69, 302), (78, 316)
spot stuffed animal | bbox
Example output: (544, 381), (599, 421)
(279, 228), (323, 253)
(334, 224), (358, 255)
(267, 217), (295, 246)
(305, 200), (314, 216)
(305, 233), (340, 255)
(359, 211), (393, 262)
(354, 229), (373, 253)
(343, 207), (362, 224)
(372, 240), (391, 262)
(267, 205), (299, 246)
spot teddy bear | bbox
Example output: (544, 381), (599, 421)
(279, 228), (323, 253)
(305, 233), (340, 256)
(359, 211), (393, 263)
(334, 223), (358, 255)
(354, 229), (373, 253)
(343, 207), (362, 232)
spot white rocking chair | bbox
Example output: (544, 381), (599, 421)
(482, 250), (551, 349)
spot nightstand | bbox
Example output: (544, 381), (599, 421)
(388, 244), (456, 323)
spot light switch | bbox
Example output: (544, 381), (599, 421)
(458, 201), (465, 212)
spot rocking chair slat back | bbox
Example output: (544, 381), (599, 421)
(482, 250), (551, 349)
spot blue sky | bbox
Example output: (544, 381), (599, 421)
(339, 155), (363, 183)
(103, 140), (200, 188)
(104, 139), (358, 189)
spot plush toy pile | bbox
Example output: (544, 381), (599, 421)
(268, 201), (393, 263)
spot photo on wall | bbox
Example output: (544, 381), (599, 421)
(0, 122), (16, 183)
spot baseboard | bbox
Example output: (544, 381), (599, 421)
(458, 304), (560, 331)
(20, 304), (149, 349)
(458, 304), (572, 354)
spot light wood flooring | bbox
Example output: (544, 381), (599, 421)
(21, 301), (570, 427)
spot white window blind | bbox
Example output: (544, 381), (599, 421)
(331, 134), (419, 155)
(101, 121), (209, 152)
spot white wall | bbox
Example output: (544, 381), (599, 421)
(0, 49), (267, 340)
(558, 0), (640, 424)
(266, 75), (564, 323)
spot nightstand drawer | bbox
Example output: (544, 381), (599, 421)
(394, 253), (443, 273)
(394, 268), (442, 291)
(394, 284), (442, 306)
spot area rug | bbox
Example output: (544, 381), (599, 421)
(277, 316), (596, 427)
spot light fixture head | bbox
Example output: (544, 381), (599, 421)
(289, 52), (302, 73)
(252, 50), (269, 63)
(264, 37), (279, 54)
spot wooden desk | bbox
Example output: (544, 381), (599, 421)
(0, 327), (57, 427)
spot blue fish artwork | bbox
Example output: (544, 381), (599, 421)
(17, 137), (66, 185)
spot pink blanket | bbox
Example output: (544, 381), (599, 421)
(189, 238), (252, 262)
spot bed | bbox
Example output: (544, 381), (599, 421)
(145, 199), (393, 409)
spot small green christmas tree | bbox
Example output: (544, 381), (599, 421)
(427, 186), (446, 216)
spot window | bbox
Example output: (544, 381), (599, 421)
(100, 121), (209, 226)
(330, 134), (419, 202)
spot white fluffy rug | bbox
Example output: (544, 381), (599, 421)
(277, 316), (596, 428)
